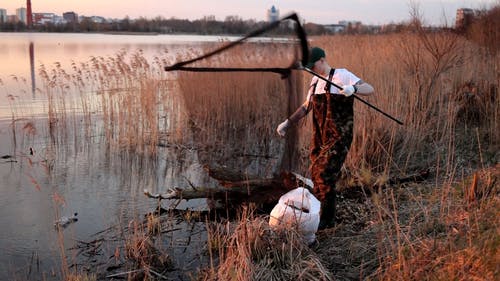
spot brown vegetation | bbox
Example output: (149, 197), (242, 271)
(466, 5), (500, 55)
(173, 13), (498, 281)
(12, 6), (498, 279)
(199, 207), (333, 281)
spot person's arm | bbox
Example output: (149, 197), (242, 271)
(276, 78), (316, 137)
(276, 100), (309, 137)
(289, 101), (309, 122)
(353, 80), (374, 96)
(340, 80), (374, 97)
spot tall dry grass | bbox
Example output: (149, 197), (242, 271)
(25, 19), (498, 279)
(369, 165), (499, 280)
(177, 42), (303, 177)
(37, 49), (176, 156)
(174, 26), (498, 280)
(309, 30), (498, 180)
(309, 30), (497, 280)
(175, 31), (498, 182)
(199, 206), (333, 281)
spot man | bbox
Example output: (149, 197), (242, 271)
(276, 47), (374, 229)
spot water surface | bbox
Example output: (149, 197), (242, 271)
(0, 32), (233, 279)
(0, 32), (288, 279)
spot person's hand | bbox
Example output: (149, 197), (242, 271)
(276, 119), (290, 137)
(340, 85), (356, 97)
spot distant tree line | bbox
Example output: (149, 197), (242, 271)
(0, 14), (416, 35)
(0, 15), (302, 35)
(0, 4), (498, 42)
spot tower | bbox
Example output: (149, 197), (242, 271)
(456, 8), (474, 31)
(267, 6), (279, 22)
(16, 8), (27, 24)
(27, 0), (33, 28)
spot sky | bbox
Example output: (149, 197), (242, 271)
(1, 0), (498, 26)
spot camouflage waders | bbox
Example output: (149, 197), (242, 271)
(310, 87), (354, 227)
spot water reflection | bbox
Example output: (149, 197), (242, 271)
(0, 32), (245, 93)
(0, 32), (234, 121)
(0, 115), (216, 279)
(0, 32), (295, 279)
(29, 41), (35, 97)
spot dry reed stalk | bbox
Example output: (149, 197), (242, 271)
(367, 164), (498, 281)
(201, 206), (333, 281)
(34, 31), (496, 176)
(36, 49), (174, 157)
(177, 42), (303, 176)
(124, 219), (173, 277)
(310, 31), (497, 180)
(16, 26), (497, 280)
(65, 273), (97, 281)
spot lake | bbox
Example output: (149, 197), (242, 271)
(0, 32), (288, 280)
(0, 32), (248, 120)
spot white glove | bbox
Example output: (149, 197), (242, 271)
(276, 119), (290, 137)
(340, 85), (356, 97)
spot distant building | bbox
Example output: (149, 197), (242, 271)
(53, 15), (66, 25)
(7, 15), (18, 23)
(456, 8), (475, 30)
(267, 5), (279, 22)
(323, 21), (380, 34)
(16, 7), (27, 24)
(63, 11), (78, 23)
(338, 20), (362, 27)
(92, 16), (107, 23)
(323, 24), (345, 33)
(33, 13), (56, 25)
(339, 20), (362, 33)
(0, 9), (7, 23)
(78, 15), (108, 25)
(93, 16), (105, 23)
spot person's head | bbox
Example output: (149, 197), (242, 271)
(306, 47), (329, 75)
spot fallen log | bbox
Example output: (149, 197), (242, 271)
(144, 170), (310, 207)
(144, 168), (431, 206)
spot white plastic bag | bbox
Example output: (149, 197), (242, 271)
(269, 187), (320, 244)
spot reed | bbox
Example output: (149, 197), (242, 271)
(176, 42), (304, 177)
(369, 165), (499, 280)
(200, 206), (333, 281)
(124, 220), (173, 274)
(173, 23), (497, 280)
(172, 32), (498, 184)
(15, 13), (497, 279)
(308, 30), (498, 179)
(36, 49), (175, 157)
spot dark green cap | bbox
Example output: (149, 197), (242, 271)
(305, 47), (325, 68)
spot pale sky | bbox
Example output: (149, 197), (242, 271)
(2, 0), (498, 25)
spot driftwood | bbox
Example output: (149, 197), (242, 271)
(144, 167), (431, 207)
(144, 169), (310, 207)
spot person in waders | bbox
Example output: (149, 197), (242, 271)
(276, 47), (374, 229)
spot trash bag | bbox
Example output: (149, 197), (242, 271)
(269, 187), (320, 244)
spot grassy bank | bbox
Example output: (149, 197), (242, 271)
(174, 22), (498, 281)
